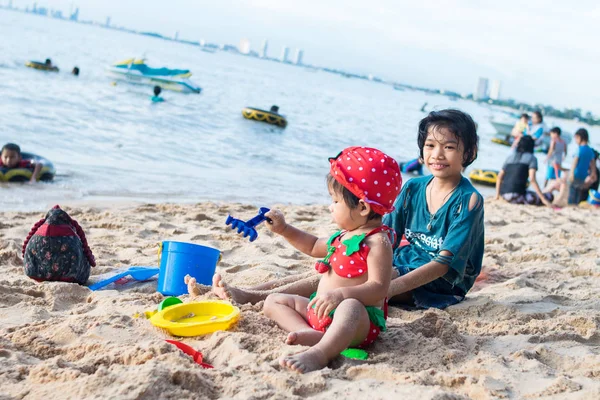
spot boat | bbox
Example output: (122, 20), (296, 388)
(107, 58), (201, 94)
(490, 120), (514, 136)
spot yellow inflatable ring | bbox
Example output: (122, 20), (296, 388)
(0, 152), (56, 182)
(469, 169), (498, 186)
(242, 107), (287, 128)
(491, 137), (511, 146)
(150, 301), (240, 337)
(25, 61), (59, 72)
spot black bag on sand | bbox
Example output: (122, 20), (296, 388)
(22, 205), (96, 284)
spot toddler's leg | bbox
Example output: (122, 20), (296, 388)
(264, 294), (324, 346)
(279, 298), (371, 373)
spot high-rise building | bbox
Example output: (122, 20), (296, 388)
(281, 46), (290, 63)
(489, 80), (501, 100)
(105, 16), (111, 28)
(174, 31), (179, 40)
(70, 7), (79, 22)
(8, 0), (13, 9)
(239, 38), (251, 55)
(260, 40), (268, 58)
(294, 49), (304, 65)
(475, 77), (489, 100)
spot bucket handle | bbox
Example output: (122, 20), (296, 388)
(157, 242), (163, 266)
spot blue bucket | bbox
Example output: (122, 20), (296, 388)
(157, 241), (221, 296)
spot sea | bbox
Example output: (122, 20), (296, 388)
(1, 10), (597, 211)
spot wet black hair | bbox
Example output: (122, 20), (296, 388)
(550, 127), (561, 136)
(575, 128), (589, 142)
(516, 135), (535, 154)
(153, 86), (162, 96)
(520, 113), (530, 120)
(270, 105), (279, 113)
(417, 109), (479, 168)
(72, 67), (80, 76)
(326, 174), (381, 220)
(1, 143), (21, 154)
(532, 110), (543, 122)
(45, 58), (52, 65)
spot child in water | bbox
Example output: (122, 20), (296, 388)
(151, 86), (165, 103)
(0, 143), (42, 183)
(262, 147), (401, 373)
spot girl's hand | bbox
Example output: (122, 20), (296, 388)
(264, 209), (287, 234)
(308, 290), (344, 320)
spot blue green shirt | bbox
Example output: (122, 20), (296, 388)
(574, 144), (595, 181)
(383, 176), (484, 298)
(151, 96), (165, 103)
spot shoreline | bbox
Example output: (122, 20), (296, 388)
(1, 201), (599, 399)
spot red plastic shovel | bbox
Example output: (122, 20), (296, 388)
(165, 339), (214, 369)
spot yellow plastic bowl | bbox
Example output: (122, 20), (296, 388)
(149, 301), (240, 337)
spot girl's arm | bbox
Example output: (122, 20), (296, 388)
(265, 209), (328, 258)
(495, 169), (505, 199)
(309, 233), (393, 319)
(388, 256), (450, 297)
(546, 140), (555, 161)
(529, 168), (552, 207)
(570, 156), (579, 182)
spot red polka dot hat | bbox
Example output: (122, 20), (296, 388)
(329, 146), (402, 215)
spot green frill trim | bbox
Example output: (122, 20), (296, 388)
(365, 306), (386, 332)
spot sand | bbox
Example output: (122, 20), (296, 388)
(1, 200), (599, 399)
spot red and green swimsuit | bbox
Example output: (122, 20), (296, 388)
(307, 226), (394, 348)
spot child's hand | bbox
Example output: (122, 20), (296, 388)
(264, 209), (287, 234)
(308, 290), (344, 320)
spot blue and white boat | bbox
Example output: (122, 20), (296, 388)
(108, 58), (202, 94)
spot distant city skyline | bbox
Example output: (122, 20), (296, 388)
(6, 0), (600, 111)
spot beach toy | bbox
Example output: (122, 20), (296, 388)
(158, 296), (183, 311)
(0, 152), (56, 182)
(89, 267), (159, 291)
(468, 169), (498, 187)
(341, 348), (368, 360)
(225, 207), (271, 242)
(588, 189), (600, 206)
(157, 241), (221, 296)
(242, 107), (287, 128)
(165, 340), (213, 368)
(150, 301), (240, 337)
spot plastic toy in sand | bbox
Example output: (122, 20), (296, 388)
(89, 267), (159, 290)
(225, 207), (271, 242)
(166, 339), (213, 368)
(341, 348), (368, 360)
(150, 300), (240, 337)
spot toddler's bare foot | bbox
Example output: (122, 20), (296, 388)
(185, 275), (202, 297)
(211, 273), (264, 305)
(286, 329), (324, 346)
(279, 348), (329, 373)
(185, 275), (210, 297)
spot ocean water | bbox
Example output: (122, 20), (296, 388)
(1, 11), (597, 211)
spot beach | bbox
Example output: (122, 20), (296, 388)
(1, 200), (599, 399)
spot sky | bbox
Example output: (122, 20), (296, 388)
(10, 0), (600, 111)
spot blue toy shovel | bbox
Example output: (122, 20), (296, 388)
(89, 267), (159, 291)
(225, 207), (271, 242)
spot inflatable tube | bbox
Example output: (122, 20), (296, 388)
(0, 152), (56, 182)
(25, 61), (59, 72)
(491, 137), (511, 146)
(242, 107), (287, 128)
(468, 169), (498, 187)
